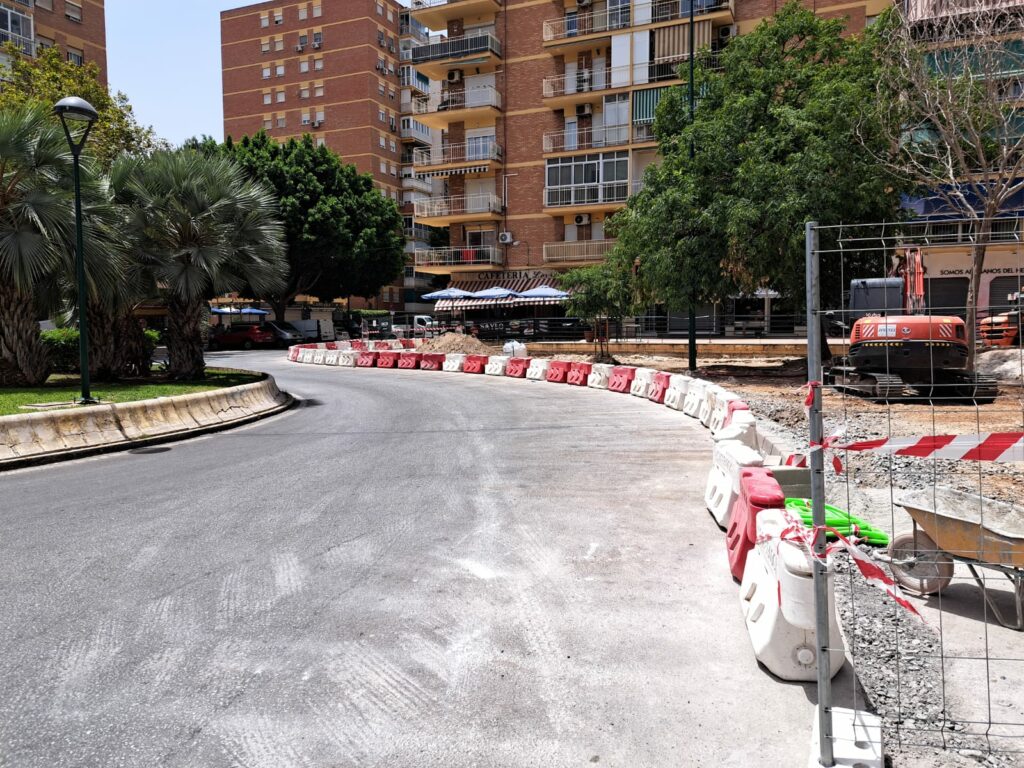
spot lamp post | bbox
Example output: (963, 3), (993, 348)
(686, 0), (698, 372)
(54, 97), (99, 404)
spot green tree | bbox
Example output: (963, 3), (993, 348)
(111, 150), (287, 380)
(559, 249), (641, 361)
(187, 132), (406, 320)
(0, 103), (124, 385)
(0, 45), (163, 167)
(616, 2), (905, 320)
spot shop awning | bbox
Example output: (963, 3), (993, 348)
(436, 276), (567, 311)
(633, 87), (669, 126)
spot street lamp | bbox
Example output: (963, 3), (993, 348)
(54, 96), (99, 404)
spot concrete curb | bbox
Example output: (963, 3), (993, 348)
(0, 375), (293, 471)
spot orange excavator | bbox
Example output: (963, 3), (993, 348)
(825, 248), (998, 402)
(979, 291), (1022, 348)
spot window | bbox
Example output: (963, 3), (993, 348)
(300, 60), (310, 73)
(263, 118), (273, 130)
(377, 30), (385, 46)
(274, 11), (283, 24)
(298, 34), (308, 47)
(36, 35), (55, 51)
(263, 92), (272, 105)
(275, 38), (284, 51)
(380, 160), (388, 173)
(302, 112), (311, 125)
(315, 109), (325, 122)
(389, 140), (397, 153)
(261, 14), (269, 27)
(376, 2), (384, 15)
(276, 64), (285, 76)
(277, 116), (286, 128)
(379, 108), (386, 122)
(67, 47), (84, 66)
(299, 6), (308, 21)
(314, 83), (324, 97)
(316, 137), (325, 147)
(300, 87), (310, 99)
(314, 58), (323, 71)
(312, 31), (322, 46)
(388, 9), (394, 22)
(36, 0), (53, 9)
(65, 1), (82, 22)
(379, 135), (386, 148)
(388, 89), (396, 101)
(378, 82), (386, 96)
(276, 91), (286, 103)
(390, 164), (398, 177)
(313, 4), (322, 18)
(261, 40), (271, 53)
(262, 66), (272, 79)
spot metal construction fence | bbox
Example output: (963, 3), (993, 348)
(804, 219), (1024, 766)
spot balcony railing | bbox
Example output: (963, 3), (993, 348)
(411, 0), (502, 9)
(544, 181), (642, 208)
(543, 0), (733, 41)
(411, 32), (502, 65)
(400, 21), (429, 43)
(400, 121), (432, 142)
(543, 124), (630, 153)
(543, 239), (617, 263)
(414, 193), (504, 218)
(0, 30), (34, 56)
(542, 53), (721, 98)
(405, 224), (435, 242)
(402, 174), (433, 194)
(413, 140), (503, 166)
(415, 245), (503, 268)
(412, 85), (502, 115)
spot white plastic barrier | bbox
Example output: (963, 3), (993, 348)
(629, 368), (656, 397)
(587, 363), (613, 390)
(334, 341), (352, 351)
(682, 379), (708, 418)
(442, 353), (466, 373)
(312, 350), (326, 365)
(323, 350), (339, 366)
(485, 356), (509, 376)
(739, 509), (845, 682)
(713, 411), (758, 448)
(709, 392), (743, 434)
(704, 439), (764, 528)
(700, 385), (730, 427)
(297, 348), (316, 364)
(663, 375), (692, 411)
(337, 350), (359, 367)
(526, 359), (550, 381)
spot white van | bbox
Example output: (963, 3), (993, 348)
(289, 319), (336, 341)
(393, 314), (438, 339)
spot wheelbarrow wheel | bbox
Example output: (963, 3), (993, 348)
(888, 531), (955, 596)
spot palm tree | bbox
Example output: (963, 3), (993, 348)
(111, 151), (286, 380)
(0, 102), (126, 386)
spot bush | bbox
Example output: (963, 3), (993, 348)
(40, 328), (81, 373)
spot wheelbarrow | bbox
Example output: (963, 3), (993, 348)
(884, 488), (1024, 630)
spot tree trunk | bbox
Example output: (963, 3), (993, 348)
(0, 282), (50, 386)
(166, 297), (206, 380)
(272, 299), (288, 322)
(87, 300), (119, 382)
(965, 217), (992, 372)
(115, 313), (153, 378)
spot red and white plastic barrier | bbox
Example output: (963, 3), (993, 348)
(420, 353), (445, 371)
(567, 362), (593, 386)
(526, 359), (550, 381)
(506, 357), (530, 378)
(647, 372), (672, 404)
(398, 352), (422, 369)
(683, 379), (708, 418)
(713, 410), (759, 448)
(546, 360), (572, 384)
(739, 508), (845, 682)
(442, 353), (466, 373)
(323, 350), (340, 366)
(664, 375), (692, 411)
(377, 350), (400, 369)
(587, 363), (613, 389)
(705, 440), (765, 528)
(725, 468), (785, 581)
(485, 356), (509, 376)
(629, 368), (656, 397)
(608, 366), (637, 394)
(463, 354), (488, 374)
(356, 351), (378, 368)
(709, 393), (748, 434)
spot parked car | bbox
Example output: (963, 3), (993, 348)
(288, 319), (336, 342)
(208, 323), (274, 350)
(261, 320), (305, 348)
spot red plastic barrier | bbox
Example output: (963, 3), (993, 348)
(463, 354), (488, 374)
(288, 346), (301, 362)
(648, 371), (672, 403)
(567, 362), (593, 386)
(545, 360), (572, 384)
(351, 340), (367, 351)
(373, 341), (392, 351)
(506, 358), (531, 378)
(608, 366), (637, 393)
(377, 351), (400, 368)
(356, 351), (379, 368)
(398, 352), (422, 369)
(420, 353), (445, 371)
(725, 468), (786, 581)
(326, 342), (337, 350)
(724, 399), (750, 427)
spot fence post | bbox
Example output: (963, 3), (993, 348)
(806, 221), (835, 767)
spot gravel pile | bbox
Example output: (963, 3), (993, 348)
(977, 349), (1024, 384)
(417, 333), (497, 355)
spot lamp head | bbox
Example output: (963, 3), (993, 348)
(54, 96), (99, 124)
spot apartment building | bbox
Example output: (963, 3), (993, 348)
(0, 0), (107, 81)
(407, 0), (888, 295)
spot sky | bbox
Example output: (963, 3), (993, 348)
(106, 0), (247, 146)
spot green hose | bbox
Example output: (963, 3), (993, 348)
(784, 498), (890, 547)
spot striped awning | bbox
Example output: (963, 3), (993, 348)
(435, 276), (567, 311)
(654, 19), (712, 59)
(633, 86), (669, 125)
(416, 165), (490, 179)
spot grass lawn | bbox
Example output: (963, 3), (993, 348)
(0, 369), (263, 417)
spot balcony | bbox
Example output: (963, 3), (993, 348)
(0, 30), (34, 56)
(543, 181), (642, 213)
(400, 119), (432, 144)
(411, 32), (502, 79)
(542, 0), (734, 48)
(411, 85), (502, 129)
(543, 124), (631, 153)
(543, 239), (617, 265)
(412, 139), (503, 175)
(405, 224), (435, 243)
(542, 53), (721, 109)
(414, 245), (504, 274)
(414, 193), (504, 225)
(402, 174), (433, 194)
(409, 0), (503, 31)
(400, 67), (431, 95)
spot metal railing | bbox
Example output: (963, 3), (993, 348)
(404, 224), (435, 242)
(542, 54), (720, 98)
(411, 32), (502, 64)
(413, 139), (503, 166)
(0, 30), (34, 55)
(401, 174), (433, 193)
(400, 121), (432, 143)
(414, 193), (503, 218)
(543, 181), (642, 208)
(411, 0), (502, 9)
(411, 85), (502, 115)
(542, 0), (733, 41)
(414, 245), (503, 267)
(542, 124), (631, 153)
(543, 239), (617, 263)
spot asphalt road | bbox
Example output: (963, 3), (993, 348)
(1, 351), (820, 767)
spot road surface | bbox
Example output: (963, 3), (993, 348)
(0, 351), (820, 767)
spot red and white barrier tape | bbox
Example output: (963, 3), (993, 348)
(838, 432), (1024, 463)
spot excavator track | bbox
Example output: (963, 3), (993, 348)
(953, 373), (999, 403)
(827, 365), (907, 401)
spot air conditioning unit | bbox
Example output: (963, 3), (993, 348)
(295, 45), (305, 52)
(719, 24), (738, 42)
(498, 232), (514, 245)
(575, 103), (593, 117)
(447, 69), (463, 83)
(312, 120), (323, 128)
(578, 70), (592, 92)
(312, 41), (322, 49)
(574, 213), (591, 226)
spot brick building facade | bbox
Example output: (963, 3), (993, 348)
(1, 0), (107, 82)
